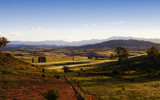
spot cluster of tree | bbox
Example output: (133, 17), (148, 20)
(111, 46), (160, 64)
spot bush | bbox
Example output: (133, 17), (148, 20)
(78, 72), (81, 76)
(62, 66), (72, 73)
(54, 75), (60, 79)
(42, 74), (46, 78)
(112, 70), (121, 76)
(42, 68), (45, 72)
(43, 88), (59, 100)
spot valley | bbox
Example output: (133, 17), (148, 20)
(1, 39), (160, 100)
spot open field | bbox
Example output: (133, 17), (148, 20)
(5, 48), (146, 71)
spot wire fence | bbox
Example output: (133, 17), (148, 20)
(65, 74), (97, 100)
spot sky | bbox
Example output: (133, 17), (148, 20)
(0, 0), (160, 41)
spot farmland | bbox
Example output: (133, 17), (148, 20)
(1, 45), (160, 100)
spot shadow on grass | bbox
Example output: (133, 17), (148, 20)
(41, 61), (90, 67)
(74, 55), (160, 84)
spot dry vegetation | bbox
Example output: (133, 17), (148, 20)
(0, 51), (80, 100)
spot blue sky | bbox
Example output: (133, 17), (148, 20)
(0, 0), (160, 41)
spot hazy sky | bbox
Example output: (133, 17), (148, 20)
(0, 0), (160, 41)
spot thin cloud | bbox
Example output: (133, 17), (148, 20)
(6, 32), (20, 36)
(106, 21), (125, 25)
(113, 21), (125, 25)
(119, 21), (125, 24)
(0, 32), (20, 36)
(31, 26), (43, 31)
(83, 24), (96, 27)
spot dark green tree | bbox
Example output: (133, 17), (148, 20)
(87, 51), (98, 59)
(146, 46), (160, 61)
(111, 47), (129, 64)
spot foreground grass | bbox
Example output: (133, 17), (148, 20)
(71, 75), (160, 100)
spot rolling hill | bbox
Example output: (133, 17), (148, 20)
(79, 39), (159, 48)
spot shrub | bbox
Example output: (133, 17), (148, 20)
(62, 66), (72, 73)
(54, 75), (60, 79)
(42, 74), (46, 78)
(78, 72), (81, 76)
(42, 68), (45, 72)
(43, 88), (60, 100)
(112, 70), (121, 76)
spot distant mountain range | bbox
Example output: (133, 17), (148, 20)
(8, 36), (160, 47)
(79, 39), (159, 48)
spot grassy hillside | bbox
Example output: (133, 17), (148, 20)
(0, 51), (79, 100)
(69, 55), (160, 100)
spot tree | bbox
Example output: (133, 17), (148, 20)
(146, 46), (160, 61)
(87, 51), (98, 59)
(0, 37), (10, 48)
(32, 58), (34, 63)
(111, 47), (129, 64)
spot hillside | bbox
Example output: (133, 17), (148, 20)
(79, 39), (159, 48)
(0, 51), (32, 69)
(0, 51), (81, 100)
